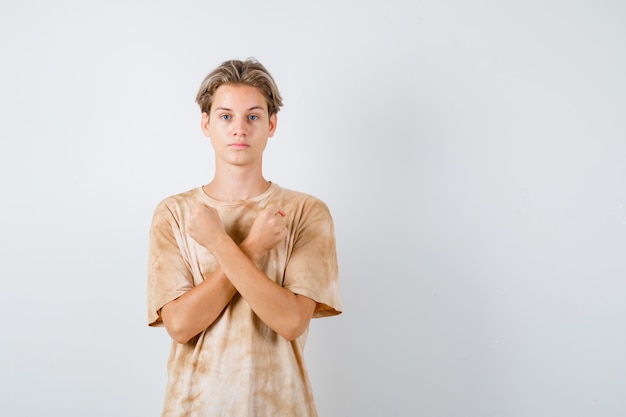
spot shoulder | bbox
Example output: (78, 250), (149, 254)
(272, 184), (329, 210)
(152, 187), (200, 219)
(271, 184), (333, 224)
(156, 187), (199, 207)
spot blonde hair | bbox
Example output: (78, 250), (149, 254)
(195, 58), (283, 116)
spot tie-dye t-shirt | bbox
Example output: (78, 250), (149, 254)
(147, 182), (342, 417)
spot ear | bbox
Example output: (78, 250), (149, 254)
(268, 113), (277, 138)
(200, 112), (210, 137)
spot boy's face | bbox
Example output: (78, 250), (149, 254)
(201, 84), (277, 169)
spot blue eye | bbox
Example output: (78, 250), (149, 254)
(220, 114), (231, 120)
(248, 115), (259, 121)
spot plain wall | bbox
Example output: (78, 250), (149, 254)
(1, 1), (625, 416)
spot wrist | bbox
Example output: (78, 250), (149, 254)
(239, 240), (263, 264)
(204, 231), (233, 257)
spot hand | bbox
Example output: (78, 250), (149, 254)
(242, 203), (288, 260)
(186, 202), (227, 251)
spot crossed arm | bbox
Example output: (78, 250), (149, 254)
(160, 203), (316, 344)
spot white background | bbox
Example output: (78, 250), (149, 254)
(1, 1), (625, 416)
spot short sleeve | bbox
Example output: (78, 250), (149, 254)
(283, 199), (342, 318)
(147, 200), (194, 326)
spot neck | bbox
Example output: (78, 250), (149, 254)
(203, 168), (270, 202)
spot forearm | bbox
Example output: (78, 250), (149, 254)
(214, 236), (315, 341)
(160, 267), (236, 344)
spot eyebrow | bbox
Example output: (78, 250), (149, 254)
(214, 106), (266, 112)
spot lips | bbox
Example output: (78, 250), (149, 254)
(229, 142), (250, 149)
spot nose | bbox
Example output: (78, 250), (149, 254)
(233, 117), (247, 136)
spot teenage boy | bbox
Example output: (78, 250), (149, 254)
(147, 58), (342, 417)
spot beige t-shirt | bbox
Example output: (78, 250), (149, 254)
(147, 183), (342, 417)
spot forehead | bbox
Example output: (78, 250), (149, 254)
(212, 84), (268, 111)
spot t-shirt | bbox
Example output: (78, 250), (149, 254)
(147, 182), (342, 417)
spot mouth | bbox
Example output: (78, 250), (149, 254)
(229, 142), (250, 149)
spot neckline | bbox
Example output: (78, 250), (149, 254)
(197, 181), (277, 206)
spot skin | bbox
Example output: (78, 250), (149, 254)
(160, 84), (316, 343)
